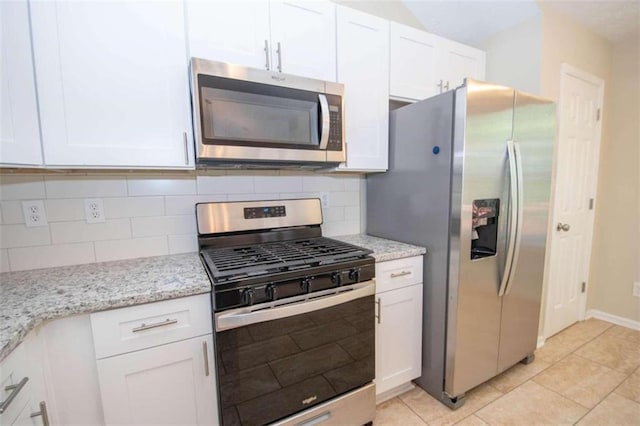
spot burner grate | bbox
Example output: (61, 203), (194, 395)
(202, 237), (371, 281)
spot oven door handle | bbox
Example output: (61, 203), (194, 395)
(215, 281), (375, 332)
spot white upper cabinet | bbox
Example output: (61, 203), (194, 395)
(437, 37), (486, 92)
(0, 1), (43, 166)
(186, 1), (271, 69)
(336, 6), (389, 172)
(186, 0), (336, 81)
(30, 1), (193, 168)
(389, 22), (440, 101)
(269, 1), (336, 81)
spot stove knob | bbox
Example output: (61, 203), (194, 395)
(242, 288), (255, 306)
(266, 284), (278, 301)
(331, 272), (343, 287)
(349, 268), (361, 283)
(301, 278), (312, 293)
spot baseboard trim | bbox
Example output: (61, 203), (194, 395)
(586, 309), (640, 331)
(536, 336), (546, 348)
(375, 382), (415, 405)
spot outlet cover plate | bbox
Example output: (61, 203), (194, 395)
(22, 200), (48, 227)
(84, 198), (105, 223)
(320, 192), (330, 208)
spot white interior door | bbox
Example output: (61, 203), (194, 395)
(544, 64), (604, 338)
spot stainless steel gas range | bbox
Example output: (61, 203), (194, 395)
(196, 198), (376, 426)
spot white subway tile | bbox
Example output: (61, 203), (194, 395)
(227, 193), (279, 202)
(342, 176), (362, 191)
(330, 191), (359, 207)
(280, 192), (320, 201)
(8, 242), (95, 272)
(94, 237), (168, 262)
(321, 220), (359, 237)
(197, 175), (253, 194)
(50, 219), (131, 244)
(302, 175), (344, 192)
(45, 199), (85, 222)
(0, 201), (25, 224)
(0, 249), (9, 273)
(103, 197), (165, 218)
(323, 207), (345, 222)
(127, 177), (196, 196)
(131, 216), (196, 237)
(168, 234), (198, 255)
(0, 224), (51, 248)
(254, 175), (303, 193)
(165, 195), (226, 216)
(345, 205), (361, 221)
(0, 175), (45, 200)
(45, 176), (127, 198)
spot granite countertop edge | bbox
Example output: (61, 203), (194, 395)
(0, 253), (211, 362)
(0, 234), (424, 362)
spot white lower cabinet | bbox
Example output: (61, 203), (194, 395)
(374, 256), (423, 396)
(97, 334), (217, 425)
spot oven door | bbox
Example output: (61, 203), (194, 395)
(213, 282), (375, 426)
(195, 73), (343, 165)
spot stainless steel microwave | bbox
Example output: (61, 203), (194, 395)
(190, 58), (345, 168)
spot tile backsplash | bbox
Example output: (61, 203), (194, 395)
(0, 171), (363, 272)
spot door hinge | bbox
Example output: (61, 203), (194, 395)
(581, 282), (586, 293)
(589, 198), (594, 210)
(596, 108), (601, 121)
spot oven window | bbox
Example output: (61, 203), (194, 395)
(215, 294), (374, 426)
(202, 87), (319, 146)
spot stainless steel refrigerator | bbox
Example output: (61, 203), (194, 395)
(367, 79), (555, 408)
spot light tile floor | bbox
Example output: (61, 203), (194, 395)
(375, 319), (640, 425)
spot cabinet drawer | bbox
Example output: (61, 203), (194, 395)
(375, 256), (423, 293)
(91, 294), (212, 359)
(0, 344), (31, 424)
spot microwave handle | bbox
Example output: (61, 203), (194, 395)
(319, 94), (330, 149)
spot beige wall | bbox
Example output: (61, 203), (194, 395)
(481, 15), (543, 95)
(587, 36), (640, 321)
(330, 0), (424, 30)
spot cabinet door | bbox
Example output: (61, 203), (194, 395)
(96, 335), (217, 425)
(336, 6), (389, 171)
(30, 1), (193, 168)
(270, 0), (336, 81)
(0, 1), (42, 166)
(186, 1), (271, 69)
(389, 22), (440, 101)
(438, 37), (486, 92)
(375, 284), (423, 395)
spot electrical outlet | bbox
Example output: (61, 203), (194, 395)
(320, 192), (330, 208)
(84, 199), (105, 223)
(633, 282), (640, 298)
(22, 200), (48, 227)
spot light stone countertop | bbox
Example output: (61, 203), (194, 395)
(0, 234), (424, 362)
(333, 234), (426, 262)
(0, 253), (211, 362)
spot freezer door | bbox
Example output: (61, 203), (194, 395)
(445, 80), (515, 397)
(497, 92), (555, 371)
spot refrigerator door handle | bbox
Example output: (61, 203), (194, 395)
(499, 140), (520, 296)
(504, 141), (524, 295)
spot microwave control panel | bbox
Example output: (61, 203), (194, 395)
(327, 95), (343, 151)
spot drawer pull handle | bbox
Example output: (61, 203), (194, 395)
(132, 318), (178, 333)
(203, 341), (210, 377)
(0, 377), (29, 414)
(30, 401), (50, 426)
(390, 271), (411, 278)
(375, 297), (381, 324)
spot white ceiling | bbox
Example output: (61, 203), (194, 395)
(401, 0), (640, 46)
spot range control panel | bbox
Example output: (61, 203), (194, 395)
(244, 205), (286, 219)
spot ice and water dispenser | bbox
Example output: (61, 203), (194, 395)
(471, 199), (500, 260)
